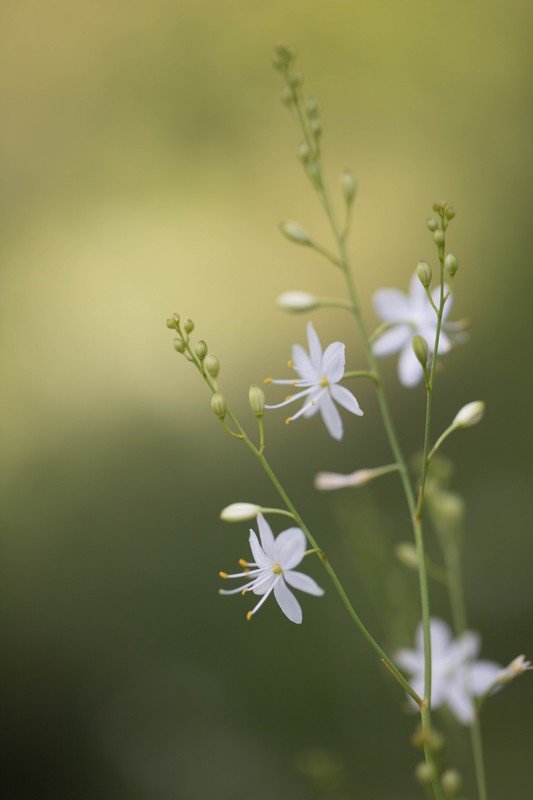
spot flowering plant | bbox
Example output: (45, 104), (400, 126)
(166, 46), (529, 800)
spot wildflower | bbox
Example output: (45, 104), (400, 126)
(265, 321), (363, 440)
(395, 618), (502, 725)
(219, 513), (324, 624)
(372, 274), (460, 387)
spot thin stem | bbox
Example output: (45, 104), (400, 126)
(343, 370), (380, 386)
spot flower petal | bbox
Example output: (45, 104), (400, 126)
(273, 527), (307, 570)
(291, 344), (317, 382)
(321, 342), (345, 383)
(248, 531), (271, 569)
(443, 677), (475, 725)
(398, 343), (424, 387)
(429, 618), (454, 657)
(372, 326), (411, 356)
(306, 322), (323, 371)
(468, 660), (502, 696)
(318, 391), (343, 440)
(373, 289), (412, 322)
(284, 569), (324, 596)
(256, 514), (276, 560)
(329, 384), (363, 416)
(274, 579), (303, 624)
(395, 647), (423, 676)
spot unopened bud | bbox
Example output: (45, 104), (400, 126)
(220, 502), (261, 522)
(412, 335), (429, 367)
(430, 491), (465, 525)
(310, 118), (322, 138)
(445, 252), (459, 276)
(496, 655), (532, 685)
(280, 221), (312, 246)
(211, 392), (226, 419)
(249, 384), (265, 417)
(444, 205), (456, 220)
(184, 318), (194, 334)
(195, 340), (208, 361)
(415, 762), (434, 786)
(416, 260), (432, 287)
(395, 542), (419, 570)
(426, 218), (438, 232)
(341, 169), (356, 204)
(433, 229), (445, 245)
(298, 141), (312, 163)
(166, 318), (178, 330)
(174, 339), (186, 353)
(280, 86), (294, 106)
(287, 70), (303, 87)
(276, 291), (319, 313)
(305, 97), (319, 116)
(432, 201), (443, 213)
(452, 401), (485, 429)
(204, 354), (220, 378)
(441, 770), (462, 796)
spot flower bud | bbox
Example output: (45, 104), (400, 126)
(195, 340), (208, 361)
(204, 354), (220, 378)
(166, 316), (178, 330)
(220, 502), (261, 522)
(341, 169), (356, 204)
(430, 491), (465, 525)
(432, 201), (443, 213)
(416, 260), (432, 287)
(310, 118), (322, 138)
(426, 218), (438, 232)
(412, 335), (429, 367)
(452, 401), (485, 429)
(415, 762), (434, 786)
(249, 384), (265, 417)
(395, 542), (419, 570)
(280, 86), (294, 106)
(184, 318), (194, 334)
(211, 392), (226, 419)
(279, 221), (312, 246)
(445, 252), (458, 276)
(441, 770), (462, 797)
(276, 291), (319, 313)
(444, 205), (456, 220)
(433, 229), (445, 245)
(305, 97), (319, 116)
(298, 141), (312, 163)
(287, 70), (303, 87)
(174, 339), (186, 353)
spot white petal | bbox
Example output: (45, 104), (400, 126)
(251, 572), (277, 596)
(291, 344), (317, 382)
(452, 631), (481, 664)
(248, 531), (271, 569)
(329, 384), (363, 416)
(429, 618), (454, 658)
(373, 289), (411, 322)
(284, 569), (324, 596)
(318, 391), (343, 440)
(306, 322), (323, 371)
(256, 513), (276, 559)
(273, 527), (306, 570)
(395, 647), (423, 676)
(468, 661), (502, 696)
(274, 579), (303, 623)
(398, 343), (424, 387)
(321, 342), (345, 383)
(372, 326), (411, 356)
(444, 678), (475, 725)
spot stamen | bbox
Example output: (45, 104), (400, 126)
(288, 359), (293, 369)
(285, 416), (292, 425)
(264, 377), (272, 384)
(320, 378), (329, 388)
(219, 571), (229, 579)
(246, 611), (253, 621)
(238, 558), (249, 567)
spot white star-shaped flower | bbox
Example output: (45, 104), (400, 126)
(265, 321), (363, 440)
(395, 618), (502, 725)
(219, 513), (324, 624)
(372, 274), (459, 387)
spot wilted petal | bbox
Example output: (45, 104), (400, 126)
(321, 341), (345, 383)
(274, 579), (303, 624)
(256, 514), (276, 560)
(284, 569), (324, 596)
(330, 384), (363, 416)
(398, 344), (424, 387)
(273, 527), (306, 570)
(319, 391), (343, 440)
(373, 289), (412, 321)
(372, 326), (411, 356)
(306, 322), (323, 371)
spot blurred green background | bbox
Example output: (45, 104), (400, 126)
(2, 1), (532, 797)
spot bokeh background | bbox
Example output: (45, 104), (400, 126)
(2, 1), (532, 798)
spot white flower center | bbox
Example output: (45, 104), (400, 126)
(272, 562), (283, 575)
(320, 377), (329, 388)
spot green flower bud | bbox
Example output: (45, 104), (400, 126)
(445, 252), (459, 276)
(279, 221), (312, 246)
(166, 318), (178, 330)
(416, 260), (432, 287)
(433, 229), (445, 245)
(412, 335), (429, 367)
(249, 384), (265, 417)
(211, 392), (226, 419)
(432, 201), (443, 213)
(306, 161), (321, 186)
(195, 340), (208, 361)
(310, 118), (322, 138)
(174, 339), (186, 353)
(395, 542), (419, 570)
(441, 770), (462, 796)
(415, 762), (434, 786)
(204, 354), (220, 378)
(341, 169), (356, 204)
(184, 318), (194, 334)
(430, 490), (465, 525)
(304, 97), (319, 116)
(280, 86), (294, 106)
(287, 70), (303, 87)
(298, 141), (312, 163)
(444, 205), (456, 220)
(426, 218), (438, 232)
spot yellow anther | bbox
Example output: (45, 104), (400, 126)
(291, 380), (297, 386)
(320, 378), (329, 387)
(246, 611), (253, 621)
(219, 571), (229, 579)
(238, 558), (248, 567)
(264, 377), (272, 384)
(272, 563), (282, 575)
(285, 416), (293, 425)
(311, 401), (316, 406)
(288, 359), (293, 369)
(242, 588), (248, 596)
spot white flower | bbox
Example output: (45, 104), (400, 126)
(395, 618), (502, 725)
(219, 513), (324, 624)
(265, 321), (363, 440)
(372, 274), (459, 387)
(496, 654), (532, 685)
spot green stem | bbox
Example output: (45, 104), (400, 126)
(343, 370), (380, 385)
